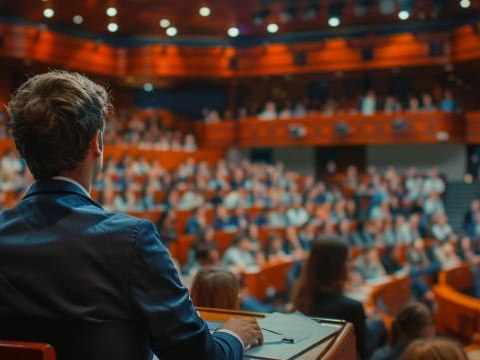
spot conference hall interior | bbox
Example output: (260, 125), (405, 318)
(1, 0), (480, 359)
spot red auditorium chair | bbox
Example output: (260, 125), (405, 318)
(0, 340), (56, 360)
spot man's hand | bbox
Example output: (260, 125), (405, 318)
(220, 317), (264, 348)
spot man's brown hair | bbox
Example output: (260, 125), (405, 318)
(8, 70), (111, 180)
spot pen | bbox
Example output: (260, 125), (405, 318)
(261, 327), (295, 343)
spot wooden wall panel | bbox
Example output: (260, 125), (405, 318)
(197, 112), (466, 148)
(0, 22), (479, 79)
(466, 111), (480, 144)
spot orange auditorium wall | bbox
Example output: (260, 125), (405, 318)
(0, 22), (479, 78)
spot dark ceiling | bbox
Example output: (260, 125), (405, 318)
(0, 0), (478, 40)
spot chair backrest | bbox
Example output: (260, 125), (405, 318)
(0, 340), (56, 360)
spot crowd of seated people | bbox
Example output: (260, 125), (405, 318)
(0, 108), (198, 151)
(202, 88), (459, 122)
(2, 140), (480, 358)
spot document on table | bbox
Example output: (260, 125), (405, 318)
(246, 312), (339, 360)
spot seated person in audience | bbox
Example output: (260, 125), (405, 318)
(228, 207), (250, 231)
(258, 101), (277, 121)
(190, 267), (240, 310)
(406, 96), (420, 113)
(383, 96), (402, 114)
(432, 238), (462, 269)
(222, 235), (259, 272)
(421, 93), (437, 112)
(182, 243), (221, 287)
(354, 247), (387, 281)
(254, 207), (269, 227)
(268, 206), (288, 227)
(292, 237), (386, 359)
(298, 221), (317, 250)
(401, 338), (468, 360)
(458, 236), (480, 298)
(440, 89), (458, 112)
(292, 101), (307, 118)
(371, 302), (435, 360)
(423, 192), (445, 219)
(337, 218), (364, 247)
(184, 207), (207, 235)
(463, 199), (480, 235)
(156, 211), (178, 246)
(278, 101), (293, 120)
(382, 220), (397, 247)
(430, 213), (454, 242)
(380, 246), (405, 275)
(183, 133), (198, 152)
(423, 167), (445, 195)
(286, 198), (309, 226)
(407, 238), (436, 305)
(213, 205), (231, 231)
(204, 109), (221, 123)
(361, 90), (377, 116)
(264, 233), (288, 262)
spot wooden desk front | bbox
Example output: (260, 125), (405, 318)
(197, 308), (357, 360)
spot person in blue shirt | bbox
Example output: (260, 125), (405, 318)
(0, 70), (262, 360)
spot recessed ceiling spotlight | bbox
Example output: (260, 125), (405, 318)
(267, 23), (279, 33)
(166, 26), (178, 36)
(107, 22), (119, 32)
(159, 19), (171, 28)
(43, 8), (54, 18)
(328, 16), (340, 27)
(143, 83), (154, 92)
(398, 10), (410, 20)
(106, 7), (118, 17)
(460, 0), (471, 8)
(227, 27), (240, 38)
(72, 15), (84, 24)
(199, 6), (211, 17)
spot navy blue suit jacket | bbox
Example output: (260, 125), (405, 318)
(0, 179), (242, 360)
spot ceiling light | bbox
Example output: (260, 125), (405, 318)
(227, 27), (240, 38)
(143, 83), (154, 92)
(72, 15), (84, 24)
(267, 23), (279, 33)
(106, 7), (117, 17)
(166, 26), (178, 36)
(199, 6), (211, 17)
(43, 8), (54, 18)
(107, 22), (119, 32)
(398, 10), (410, 20)
(328, 2), (343, 27)
(328, 16), (340, 27)
(460, 0), (471, 8)
(159, 19), (171, 28)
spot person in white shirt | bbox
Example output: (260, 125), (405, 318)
(423, 167), (445, 196)
(431, 213), (454, 242)
(360, 91), (377, 116)
(286, 199), (309, 227)
(258, 102), (277, 121)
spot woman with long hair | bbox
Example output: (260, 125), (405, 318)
(292, 236), (385, 359)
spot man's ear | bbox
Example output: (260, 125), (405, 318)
(91, 129), (103, 157)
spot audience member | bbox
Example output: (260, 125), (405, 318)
(190, 267), (240, 309)
(401, 338), (467, 360)
(371, 302), (435, 360)
(292, 237), (386, 359)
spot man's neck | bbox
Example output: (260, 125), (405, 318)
(57, 170), (92, 194)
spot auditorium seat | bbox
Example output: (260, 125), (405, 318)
(0, 340), (56, 360)
(433, 285), (480, 341)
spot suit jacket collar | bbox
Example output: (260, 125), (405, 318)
(23, 179), (103, 209)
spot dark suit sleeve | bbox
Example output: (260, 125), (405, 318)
(129, 219), (243, 360)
